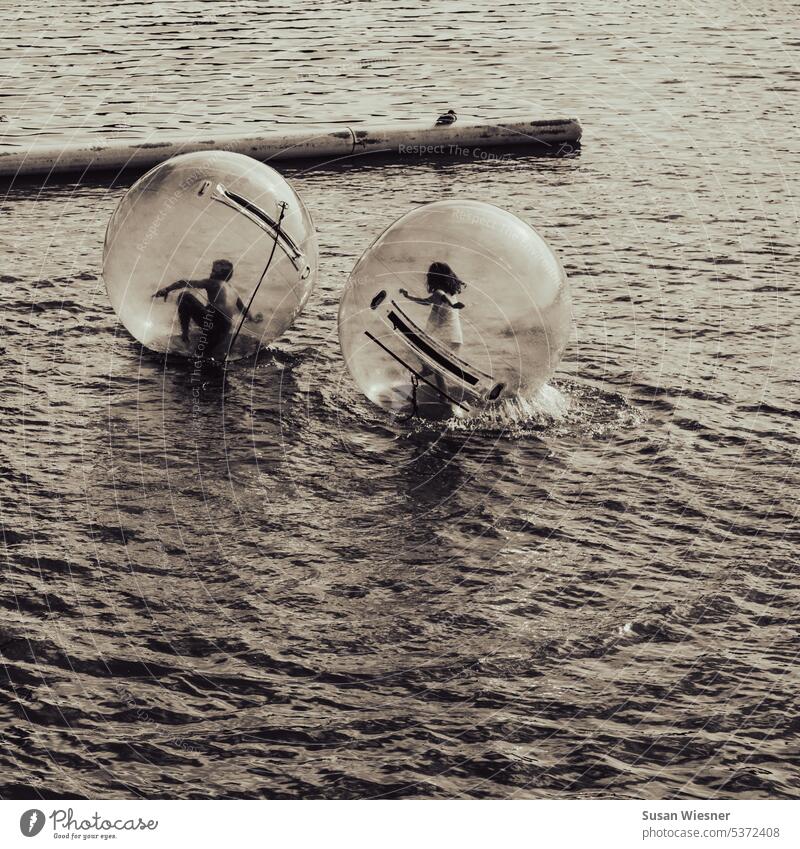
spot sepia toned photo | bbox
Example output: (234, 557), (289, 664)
(0, 1), (797, 843)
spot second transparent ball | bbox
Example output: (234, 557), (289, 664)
(338, 200), (572, 419)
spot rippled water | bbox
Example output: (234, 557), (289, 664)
(1, 1), (798, 799)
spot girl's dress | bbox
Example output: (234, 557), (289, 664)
(425, 289), (463, 346)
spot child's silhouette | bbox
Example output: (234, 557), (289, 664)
(152, 259), (262, 356)
(399, 261), (466, 395)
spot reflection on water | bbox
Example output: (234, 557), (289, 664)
(1, 0), (798, 800)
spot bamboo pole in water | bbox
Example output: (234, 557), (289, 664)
(0, 118), (581, 179)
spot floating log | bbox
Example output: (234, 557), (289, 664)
(0, 118), (581, 179)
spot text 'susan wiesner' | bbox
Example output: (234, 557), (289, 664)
(643, 811), (731, 821)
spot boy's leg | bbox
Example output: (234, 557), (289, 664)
(204, 308), (232, 356)
(176, 292), (206, 343)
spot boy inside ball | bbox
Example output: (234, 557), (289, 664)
(152, 259), (263, 356)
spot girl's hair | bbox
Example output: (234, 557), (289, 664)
(426, 261), (465, 296)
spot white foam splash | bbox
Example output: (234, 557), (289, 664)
(442, 382), (572, 434)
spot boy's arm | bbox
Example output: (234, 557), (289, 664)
(152, 278), (209, 299)
(236, 296), (263, 323)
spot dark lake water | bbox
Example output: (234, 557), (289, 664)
(1, 1), (798, 799)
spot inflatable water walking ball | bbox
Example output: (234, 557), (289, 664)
(338, 199), (572, 420)
(103, 151), (318, 360)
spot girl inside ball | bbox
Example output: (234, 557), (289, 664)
(399, 261), (466, 396)
(399, 261), (466, 352)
